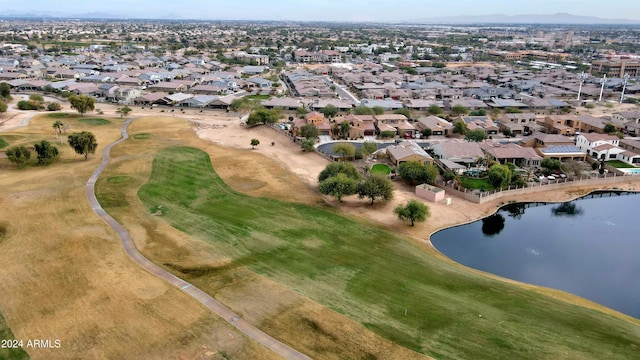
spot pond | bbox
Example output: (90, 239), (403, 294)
(431, 191), (640, 318)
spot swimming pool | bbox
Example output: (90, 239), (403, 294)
(619, 168), (640, 174)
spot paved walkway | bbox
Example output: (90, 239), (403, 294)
(85, 117), (312, 360)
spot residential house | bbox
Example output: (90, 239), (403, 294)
(386, 141), (434, 167)
(612, 111), (640, 135)
(414, 116), (452, 136)
(261, 97), (305, 111)
(457, 116), (499, 134)
(344, 114), (376, 138)
(519, 133), (575, 149)
(432, 141), (484, 167)
(481, 142), (542, 167)
(292, 111), (332, 137)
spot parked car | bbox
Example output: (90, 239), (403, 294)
(547, 175), (556, 181)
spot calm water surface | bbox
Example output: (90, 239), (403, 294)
(431, 191), (640, 318)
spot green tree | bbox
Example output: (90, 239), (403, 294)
(5, 146), (31, 167)
(398, 161), (438, 185)
(300, 123), (319, 139)
(505, 107), (522, 114)
(469, 109), (487, 116)
(29, 94), (44, 103)
(379, 130), (395, 139)
(33, 140), (59, 164)
(230, 97), (259, 112)
(451, 105), (469, 116)
(394, 108), (411, 118)
(320, 104), (339, 118)
(0, 82), (11, 99)
(372, 106), (385, 115)
(487, 164), (512, 190)
(296, 106), (308, 118)
(68, 131), (98, 160)
(17, 100), (37, 110)
(603, 123), (616, 134)
(394, 199), (430, 226)
(68, 95), (95, 117)
(318, 162), (362, 182)
(354, 106), (374, 115)
(116, 105), (132, 118)
(47, 102), (61, 111)
(318, 173), (358, 202)
(465, 129), (488, 142)
(452, 121), (467, 135)
(52, 120), (64, 140)
(339, 121), (350, 139)
(332, 143), (356, 160)
(357, 174), (394, 204)
(246, 108), (279, 126)
(427, 105), (443, 115)
(541, 158), (561, 171)
(0, 100), (6, 117)
(421, 128), (432, 138)
(301, 138), (315, 152)
(250, 138), (260, 149)
(360, 141), (378, 158)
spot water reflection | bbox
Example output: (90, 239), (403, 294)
(502, 203), (527, 219)
(481, 213), (505, 236)
(431, 191), (640, 318)
(551, 202), (584, 217)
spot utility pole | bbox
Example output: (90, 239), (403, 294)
(598, 74), (607, 103)
(577, 72), (587, 102)
(620, 73), (630, 104)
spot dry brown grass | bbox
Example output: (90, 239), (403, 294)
(0, 114), (279, 359)
(97, 116), (429, 359)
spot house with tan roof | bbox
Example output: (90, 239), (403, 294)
(482, 143), (542, 167)
(415, 116), (452, 136)
(432, 141), (484, 166)
(386, 141), (434, 167)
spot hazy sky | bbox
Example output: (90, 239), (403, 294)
(3, 0), (640, 21)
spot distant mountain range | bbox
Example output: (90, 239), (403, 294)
(405, 13), (640, 25)
(0, 11), (639, 24)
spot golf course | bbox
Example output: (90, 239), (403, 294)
(1, 113), (639, 359)
(97, 116), (640, 359)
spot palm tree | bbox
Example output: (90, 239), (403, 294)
(52, 120), (64, 143)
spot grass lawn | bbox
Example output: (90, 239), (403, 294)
(244, 94), (271, 100)
(606, 160), (636, 169)
(459, 176), (495, 191)
(135, 146), (640, 360)
(133, 133), (152, 140)
(48, 113), (70, 118)
(0, 137), (8, 149)
(0, 311), (29, 360)
(79, 118), (111, 125)
(370, 163), (391, 175)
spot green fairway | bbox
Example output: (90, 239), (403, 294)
(133, 133), (152, 140)
(0, 311), (29, 360)
(371, 163), (391, 175)
(47, 113), (70, 118)
(459, 176), (495, 191)
(0, 137), (8, 149)
(79, 118), (111, 125)
(133, 146), (640, 359)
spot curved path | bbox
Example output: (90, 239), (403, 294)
(85, 118), (312, 360)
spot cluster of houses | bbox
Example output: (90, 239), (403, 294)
(290, 109), (640, 173)
(0, 52), (278, 107)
